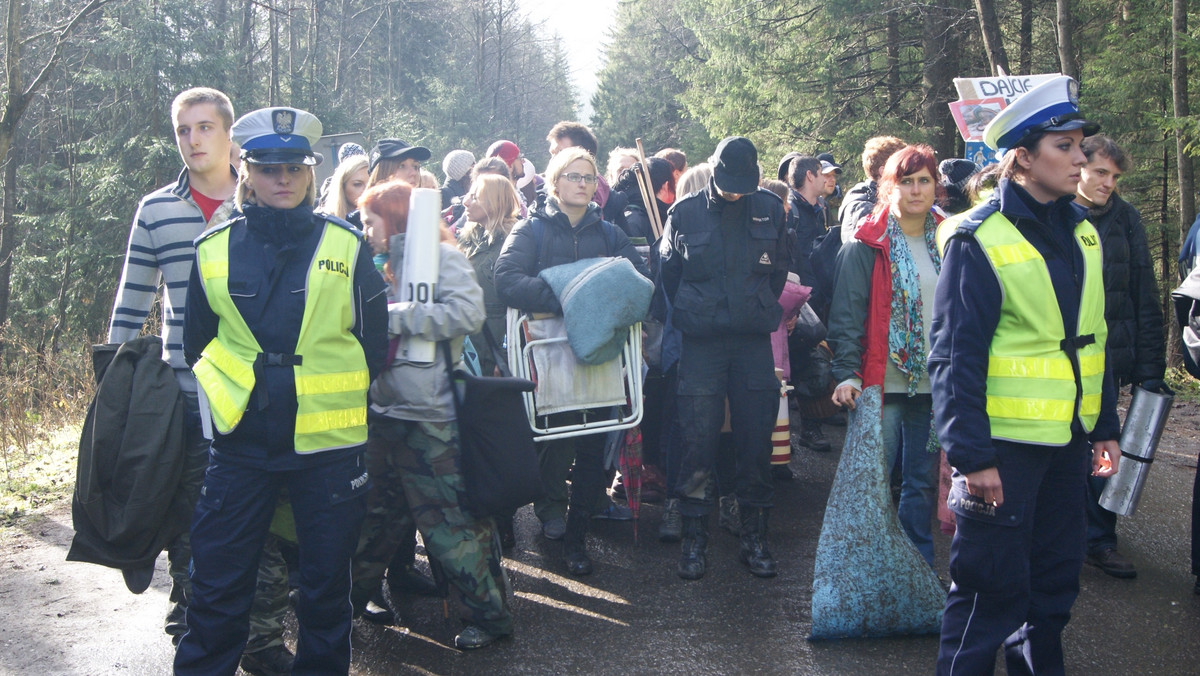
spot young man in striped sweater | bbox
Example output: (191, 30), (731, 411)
(108, 87), (282, 662)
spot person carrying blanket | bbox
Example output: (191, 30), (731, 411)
(494, 146), (649, 576)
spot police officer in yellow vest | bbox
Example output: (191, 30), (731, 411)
(176, 107), (387, 675)
(930, 76), (1121, 675)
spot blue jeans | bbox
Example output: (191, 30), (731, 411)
(881, 393), (937, 566)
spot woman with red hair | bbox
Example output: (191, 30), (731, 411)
(827, 144), (944, 566)
(349, 180), (513, 650)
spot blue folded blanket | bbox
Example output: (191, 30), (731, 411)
(538, 257), (653, 365)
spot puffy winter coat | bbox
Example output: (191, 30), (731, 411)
(494, 198), (647, 314)
(1089, 195), (1166, 386)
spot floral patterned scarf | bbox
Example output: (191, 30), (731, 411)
(885, 211), (941, 396)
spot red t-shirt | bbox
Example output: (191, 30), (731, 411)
(191, 189), (224, 223)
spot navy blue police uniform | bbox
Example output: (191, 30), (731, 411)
(174, 108), (388, 676)
(930, 179), (1119, 675)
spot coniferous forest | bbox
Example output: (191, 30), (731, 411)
(0, 0), (1197, 436)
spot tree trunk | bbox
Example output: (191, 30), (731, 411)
(1056, 0), (1079, 80)
(269, 0), (280, 105)
(0, 158), (16, 335)
(886, 7), (900, 109)
(922, 0), (961, 160)
(1018, 0), (1032, 74)
(1173, 0), (1195, 238)
(240, 0), (255, 101)
(973, 0), (1009, 75)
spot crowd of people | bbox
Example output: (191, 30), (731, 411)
(102, 77), (1196, 675)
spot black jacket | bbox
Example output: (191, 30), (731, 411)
(494, 198), (648, 314)
(838, 180), (876, 235)
(68, 336), (187, 570)
(789, 188), (825, 286)
(1090, 194), (1166, 386)
(658, 180), (789, 336)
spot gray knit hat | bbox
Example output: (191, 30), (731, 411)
(442, 149), (476, 181)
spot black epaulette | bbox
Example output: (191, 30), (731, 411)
(318, 213), (365, 240)
(193, 214), (242, 247)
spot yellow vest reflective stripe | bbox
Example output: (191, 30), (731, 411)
(193, 221), (369, 453)
(963, 211), (1106, 445)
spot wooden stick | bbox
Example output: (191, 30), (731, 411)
(635, 138), (664, 240)
(632, 164), (656, 240)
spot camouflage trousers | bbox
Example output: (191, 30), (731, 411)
(351, 417), (513, 636)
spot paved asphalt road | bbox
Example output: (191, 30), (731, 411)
(348, 414), (1200, 675)
(2, 403), (1197, 675)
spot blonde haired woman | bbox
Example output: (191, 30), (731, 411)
(493, 147), (649, 575)
(178, 107), (387, 674)
(318, 154), (368, 219)
(458, 174), (521, 378)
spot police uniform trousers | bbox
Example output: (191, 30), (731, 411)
(938, 435), (1089, 676)
(674, 333), (777, 517)
(169, 381), (296, 654)
(351, 415), (513, 637)
(174, 451), (368, 676)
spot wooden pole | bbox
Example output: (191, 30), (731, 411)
(635, 138), (664, 240)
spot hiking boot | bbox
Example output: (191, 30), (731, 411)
(798, 426), (832, 453)
(718, 495), (740, 536)
(239, 644), (295, 676)
(387, 564), (439, 598)
(497, 515), (516, 550)
(678, 516), (708, 580)
(454, 625), (507, 650)
(563, 511), (593, 576)
(592, 502), (633, 521)
(738, 507), (777, 578)
(541, 517), (566, 541)
(359, 587), (397, 625)
(1086, 548), (1137, 579)
(659, 498), (682, 543)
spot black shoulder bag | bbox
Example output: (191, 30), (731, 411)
(442, 330), (545, 519)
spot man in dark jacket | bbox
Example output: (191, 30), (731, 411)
(838, 136), (907, 242)
(658, 136), (789, 581)
(786, 155), (835, 453)
(1074, 135), (1167, 579)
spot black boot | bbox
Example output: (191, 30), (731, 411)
(678, 515), (708, 580)
(496, 514), (516, 550)
(563, 510), (593, 576)
(739, 506), (777, 578)
(386, 523), (440, 597)
(659, 498), (682, 543)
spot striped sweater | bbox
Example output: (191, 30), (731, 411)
(107, 167), (236, 379)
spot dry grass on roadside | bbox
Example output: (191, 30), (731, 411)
(1, 334), (93, 525)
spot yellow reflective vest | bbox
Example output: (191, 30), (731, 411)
(938, 209), (1107, 446)
(192, 219), (369, 454)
